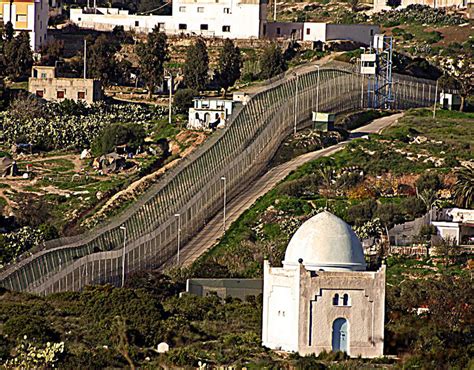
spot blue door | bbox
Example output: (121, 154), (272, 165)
(332, 318), (348, 353)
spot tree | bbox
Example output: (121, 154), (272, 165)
(4, 32), (33, 80)
(39, 39), (64, 66)
(183, 38), (209, 92)
(453, 165), (473, 208)
(215, 39), (242, 96)
(349, 0), (360, 12)
(136, 27), (168, 99)
(173, 88), (197, 114)
(86, 35), (119, 86)
(4, 21), (14, 42)
(259, 43), (287, 80)
(91, 123), (146, 156)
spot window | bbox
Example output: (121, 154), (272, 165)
(36, 90), (44, 98)
(200, 24), (208, 30)
(222, 25), (230, 32)
(197, 6), (204, 12)
(276, 27), (281, 35)
(78, 17), (82, 21)
(135, 21), (139, 27)
(57, 91), (65, 99)
(370, 29), (374, 36)
(77, 91), (86, 100)
(16, 14), (27, 22)
(306, 28), (310, 35)
(333, 294), (339, 306)
(223, 7), (231, 13)
(179, 24), (187, 30)
(41, 72), (47, 79)
(179, 6), (186, 11)
(343, 294), (350, 306)
(158, 22), (165, 31)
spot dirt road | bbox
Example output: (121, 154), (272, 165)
(175, 113), (404, 267)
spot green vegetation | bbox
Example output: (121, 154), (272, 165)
(187, 109), (472, 278)
(1, 256), (471, 368)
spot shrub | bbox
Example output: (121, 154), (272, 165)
(92, 122), (146, 156)
(3, 315), (59, 344)
(415, 172), (442, 193)
(173, 88), (197, 114)
(347, 199), (377, 226)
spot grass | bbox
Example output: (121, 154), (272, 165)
(188, 109), (472, 279)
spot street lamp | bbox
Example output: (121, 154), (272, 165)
(120, 225), (126, 287)
(174, 213), (181, 265)
(433, 79), (438, 119)
(293, 73), (299, 136)
(165, 72), (173, 125)
(221, 176), (227, 231)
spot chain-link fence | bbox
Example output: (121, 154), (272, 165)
(0, 66), (437, 294)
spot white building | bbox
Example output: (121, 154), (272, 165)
(70, 0), (267, 39)
(188, 98), (234, 130)
(265, 22), (380, 45)
(432, 208), (474, 245)
(0, 0), (48, 51)
(262, 211), (386, 358)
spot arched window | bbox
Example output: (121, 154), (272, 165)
(343, 294), (349, 306)
(333, 293), (339, 306)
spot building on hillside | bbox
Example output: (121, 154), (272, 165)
(0, 0), (48, 51)
(70, 0), (267, 39)
(188, 97), (235, 130)
(439, 92), (462, 110)
(431, 208), (474, 245)
(265, 22), (380, 46)
(373, 0), (468, 12)
(186, 278), (263, 300)
(29, 66), (102, 104)
(262, 211), (386, 358)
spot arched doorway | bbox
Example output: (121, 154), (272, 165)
(332, 318), (348, 353)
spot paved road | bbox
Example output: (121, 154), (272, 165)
(177, 113), (404, 267)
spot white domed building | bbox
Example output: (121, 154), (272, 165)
(262, 211), (385, 358)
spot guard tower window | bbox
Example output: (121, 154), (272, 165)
(333, 293), (339, 306)
(135, 21), (139, 27)
(200, 24), (208, 30)
(179, 24), (187, 30)
(306, 28), (310, 35)
(222, 25), (230, 32)
(343, 294), (350, 306)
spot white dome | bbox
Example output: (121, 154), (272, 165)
(283, 211), (366, 271)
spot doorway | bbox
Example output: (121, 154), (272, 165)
(332, 318), (348, 353)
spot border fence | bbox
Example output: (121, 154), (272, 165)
(0, 65), (438, 294)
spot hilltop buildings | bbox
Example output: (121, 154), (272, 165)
(29, 66), (102, 104)
(262, 211), (386, 357)
(0, 0), (48, 51)
(70, 0), (378, 45)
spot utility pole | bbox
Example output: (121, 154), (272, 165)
(273, 0), (277, 21)
(165, 72), (173, 125)
(83, 39), (87, 80)
(174, 213), (181, 265)
(221, 176), (227, 231)
(120, 226), (126, 287)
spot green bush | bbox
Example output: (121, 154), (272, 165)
(173, 88), (197, 114)
(91, 122), (146, 156)
(3, 315), (59, 344)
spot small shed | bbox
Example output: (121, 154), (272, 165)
(440, 92), (462, 111)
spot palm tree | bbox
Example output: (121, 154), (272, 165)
(453, 165), (474, 208)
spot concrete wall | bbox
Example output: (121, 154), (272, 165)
(325, 24), (380, 45)
(29, 76), (102, 104)
(186, 278), (262, 299)
(265, 21), (304, 39)
(302, 22), (327, 42)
